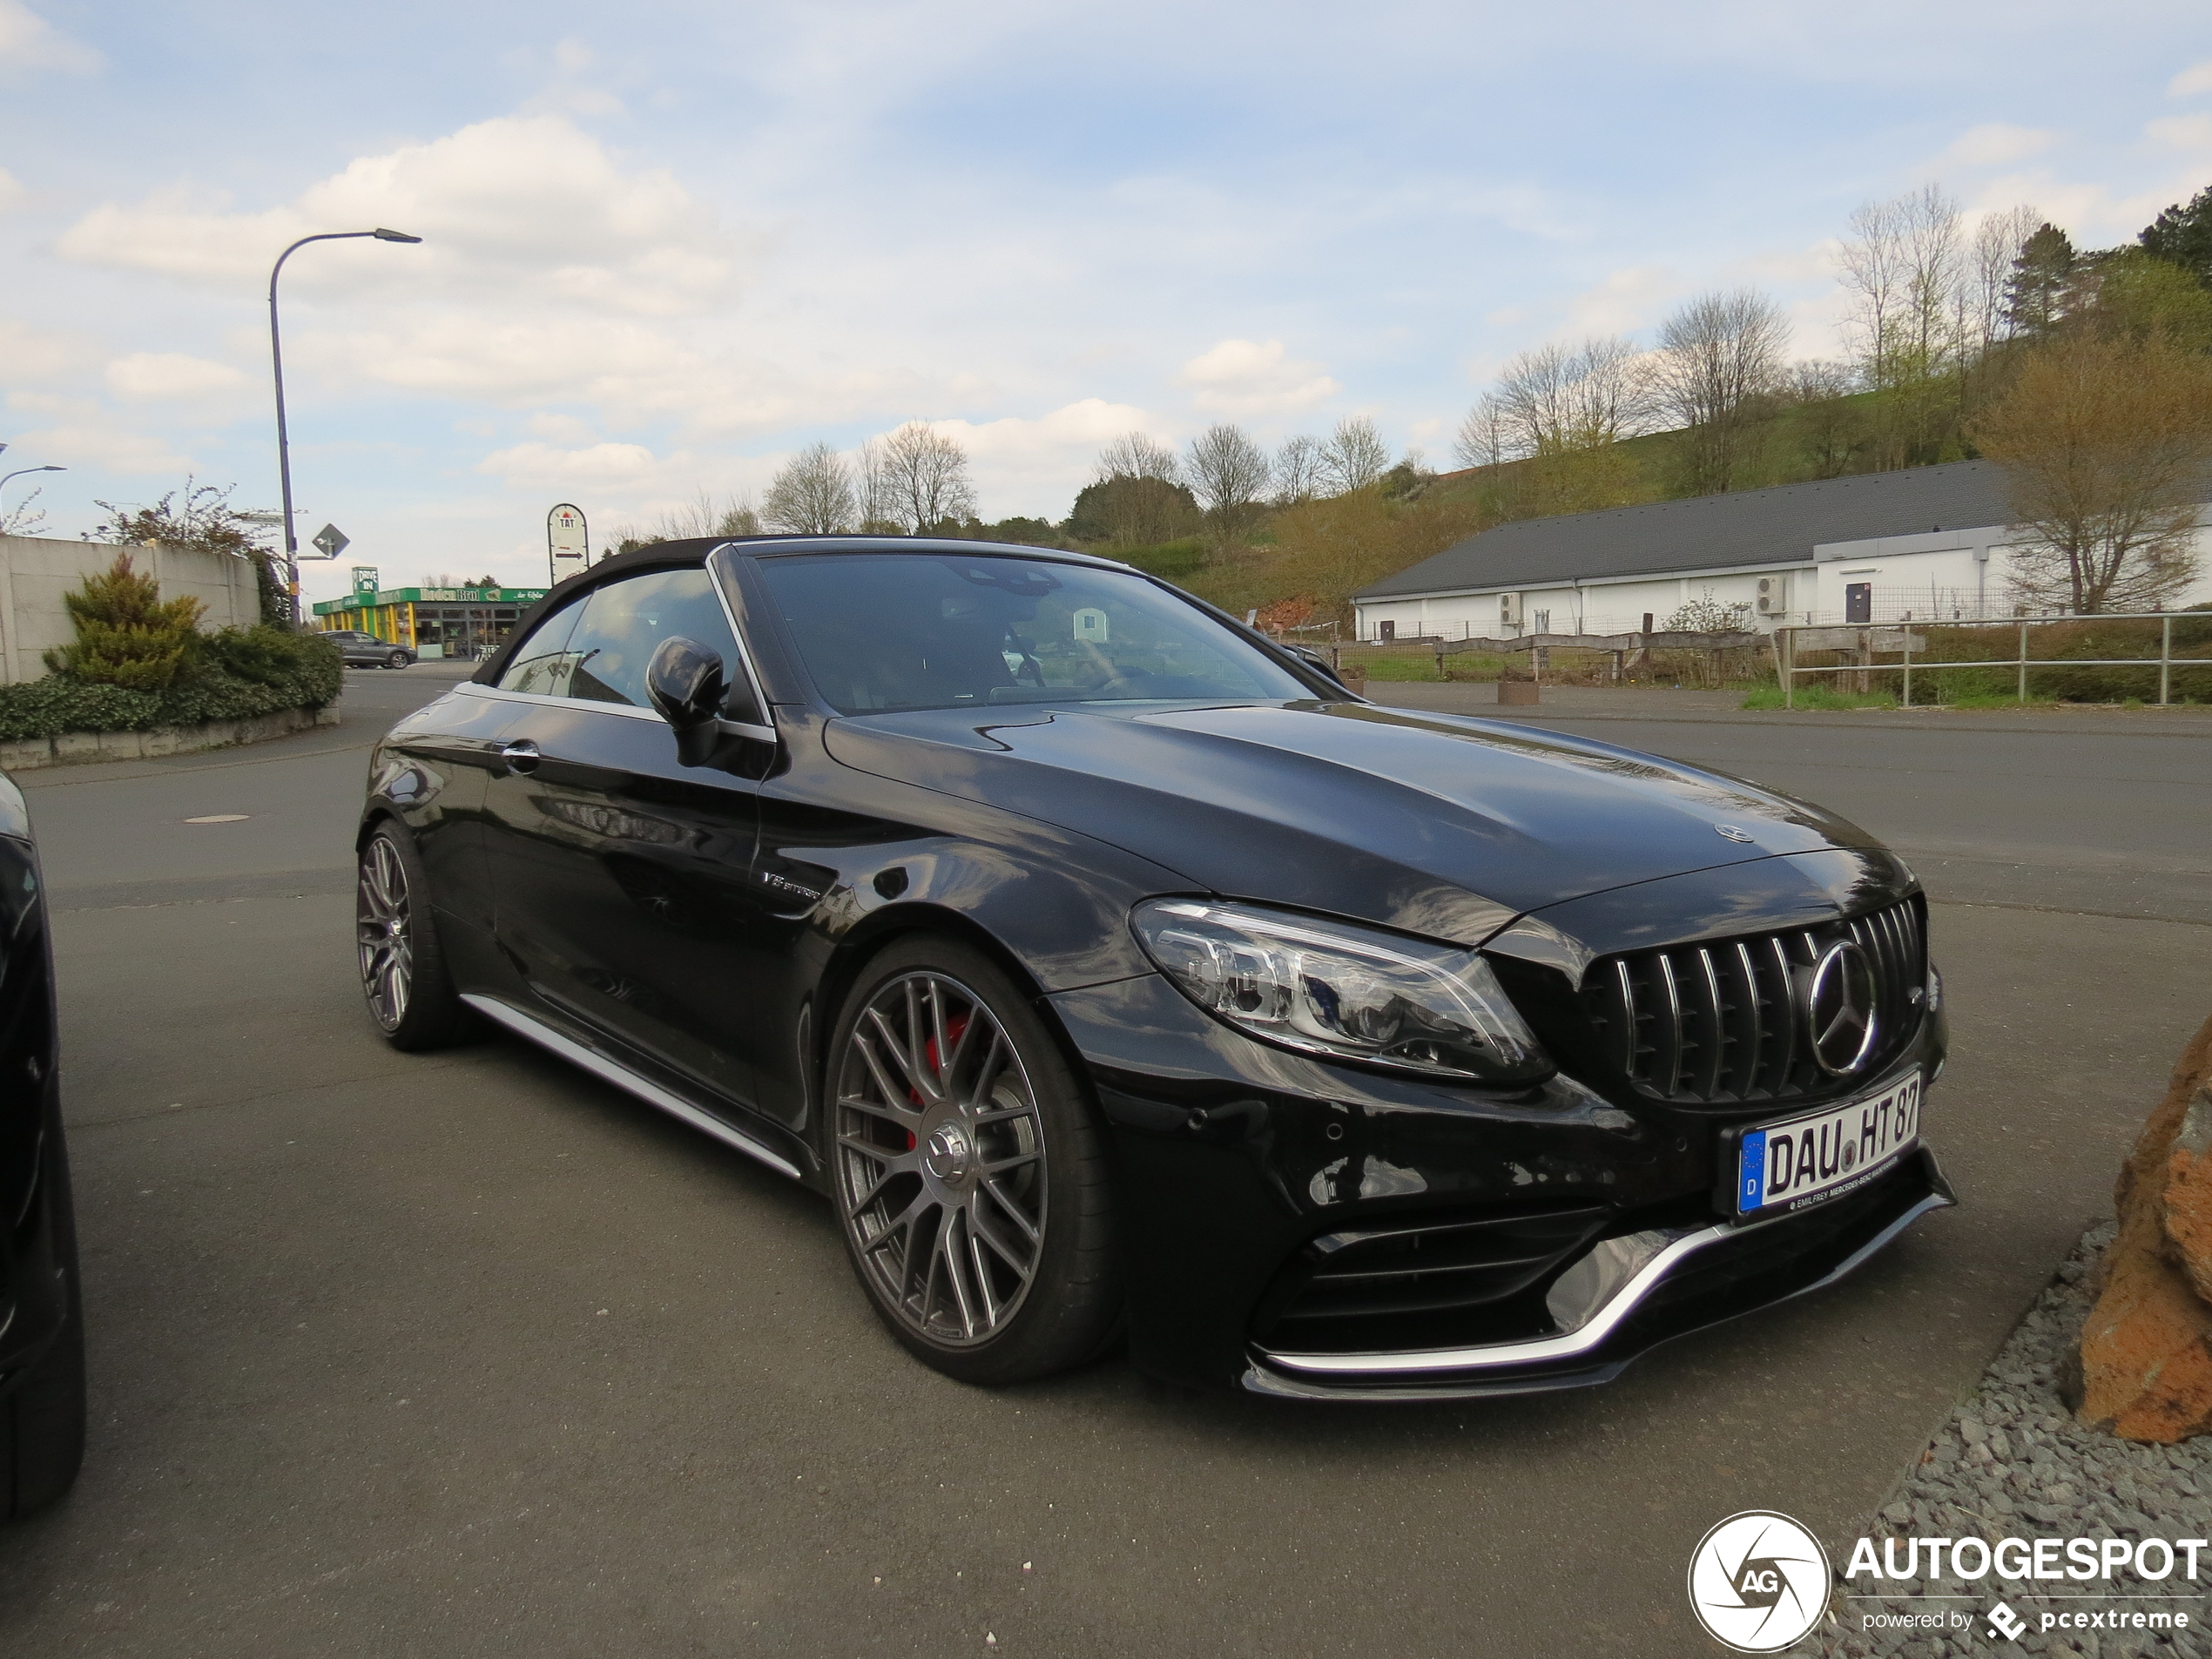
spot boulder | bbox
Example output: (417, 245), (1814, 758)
(2075, 1010), (2212, 1442)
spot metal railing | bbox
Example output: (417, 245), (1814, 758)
(1775, 613), (2203, 708)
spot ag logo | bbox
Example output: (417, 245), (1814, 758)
(1687, 1510), (1831, 1653)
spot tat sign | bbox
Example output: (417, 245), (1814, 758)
(548, 502), (589, 583)
(352, 565), (379, 597)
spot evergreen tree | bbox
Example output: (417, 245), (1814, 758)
(2141, 182), (2212, 288)
(2004, 224), (2078, 337)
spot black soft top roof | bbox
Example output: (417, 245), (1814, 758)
(469, 536), (1130, 686)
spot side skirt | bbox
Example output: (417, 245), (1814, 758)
(460, 994), (805, 1182)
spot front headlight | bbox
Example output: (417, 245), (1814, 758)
(1130, 899), (1551, 1084)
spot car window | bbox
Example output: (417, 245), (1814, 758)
(556, 567), (753, 718)
(496, 593), (590, 697)
(754, 553), (1309, 715)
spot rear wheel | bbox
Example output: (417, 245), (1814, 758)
(828, 937), (1119, 1385)
(356, 825), (476, 1051)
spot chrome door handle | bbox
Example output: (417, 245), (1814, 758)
(499, 740), (541, 774)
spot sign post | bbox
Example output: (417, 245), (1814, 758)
(311, 523), (350, 560)
(548, 503), (589, 585)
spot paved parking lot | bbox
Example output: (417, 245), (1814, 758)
(3, 671), (2208, 1657)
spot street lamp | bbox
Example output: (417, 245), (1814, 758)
(0, 463), (65, 530)
(268, 227), (421, 624)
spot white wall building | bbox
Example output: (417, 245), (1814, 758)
(1352, 461), (2212, 641)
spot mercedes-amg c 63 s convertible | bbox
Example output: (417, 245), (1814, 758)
(355, 536), (1952, 1399)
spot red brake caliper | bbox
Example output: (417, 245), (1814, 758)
(908, 1014), (972, 1150)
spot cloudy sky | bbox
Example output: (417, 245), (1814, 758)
(3, 1), (2210, 603)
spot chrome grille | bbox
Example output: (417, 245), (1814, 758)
(1579, 899), (1925, 1105)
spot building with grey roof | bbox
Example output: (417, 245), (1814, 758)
(1350, 459), (2212, 640)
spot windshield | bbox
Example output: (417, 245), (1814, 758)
(753, 552), (1312, 715)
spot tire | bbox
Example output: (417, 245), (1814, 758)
(827, 936), (1120, 1385)
(385, 652), (408, 670)
(1, 1137), (86, 1521)
(356, 823), (478, 1051)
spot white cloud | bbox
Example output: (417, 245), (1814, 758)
(915, 399), (1154, 516)
(58, 115), (738, 316)
(0, 1), (100, 81)
(105, 352), (247, 401)
(0, 166), (23, 212)
(1564, 264), (1676, 336)
(2171, 60), (2212, 98)
(476, 440), (670, 490)
(2146, 113), (2212, 153)
(1940, 123), (2058, 167)
(4, 398), (190, 475)
(1175, 340), (1338, 416)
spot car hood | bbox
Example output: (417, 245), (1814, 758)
(819, 700), (1885, 946)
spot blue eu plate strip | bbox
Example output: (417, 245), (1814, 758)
(1738, 1130), (1767, 1214)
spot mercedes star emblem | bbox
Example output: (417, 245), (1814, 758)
(1802, 941), (1879, 1075)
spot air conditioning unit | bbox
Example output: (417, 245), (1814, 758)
(1755, 576), (1788, 616)
(1498, 592), (1522, 628)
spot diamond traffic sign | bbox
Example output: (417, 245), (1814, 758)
(312, 523), (350, 558)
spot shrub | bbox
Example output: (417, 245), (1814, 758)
(44, 554), (207, 689)
(0, 629), (341, 743)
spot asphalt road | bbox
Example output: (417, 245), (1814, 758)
(3, 673), (2209, 1657)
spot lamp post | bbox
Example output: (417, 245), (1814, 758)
(268, 227), (421, 624)
(0, 463), (65, 529)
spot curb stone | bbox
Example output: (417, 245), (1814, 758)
(0, 703), (339, 772)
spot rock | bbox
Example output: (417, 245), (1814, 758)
(2077, 1230), (2212, 1442)
(2166, 1086), (2212, 1303)
(2077, 1009), (2212, 1443)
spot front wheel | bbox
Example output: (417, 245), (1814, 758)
(356, 825), (477, 1051)
(384, 652), (408, 670)
(828, 937), (1120, 1385)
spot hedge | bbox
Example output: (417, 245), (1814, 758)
(0, 628), (343, 742)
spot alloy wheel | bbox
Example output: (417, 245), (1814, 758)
(356, 836), (413, 1031)
(834, 970), (1047, 1347)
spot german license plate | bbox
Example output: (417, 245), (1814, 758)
(1734, 1073), (1922, 1217)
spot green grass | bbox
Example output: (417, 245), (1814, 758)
(1742, 685), (1898, 711)
(1349, 655), (1445, 682)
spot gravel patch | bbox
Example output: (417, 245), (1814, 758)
(1817, 1220), (2211, 1657)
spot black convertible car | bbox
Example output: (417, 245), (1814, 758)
(357, 536), (1952, 1399)
(0, 773), (84, 1513)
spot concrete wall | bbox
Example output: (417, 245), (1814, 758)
(0, 535), (261, 685)
(1353, 515), (2212, 641)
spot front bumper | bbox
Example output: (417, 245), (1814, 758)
(1244, 1146), (1952, 1399)
(1049, 972), (1952, 1398)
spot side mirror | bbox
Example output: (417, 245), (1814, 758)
(646, 636), (727, 766)
(1284, 642), (1352, 692)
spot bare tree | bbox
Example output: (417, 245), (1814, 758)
(1972, 329), (2212, 612)
(1838, 184), (1973, 463)
(762, 442), (856, 535)
(1320, 415), (1390, 492)
(1492, 336), (1653, 456)
(655, 488), (758, 541)
(1272, 435), (1325, 505)
(1651, 289), (1790, 493)
(877, 421), (976, 532)
(1184, 424), (1271, 544)
(1452, 394), (1510, 470)
(853, 437), (901, 532)
(1966, 205), (2044, 353)
(1786, 360), (1869, 479)
(0, 486), (49, 537)
(1096, 432), (1181, 483)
